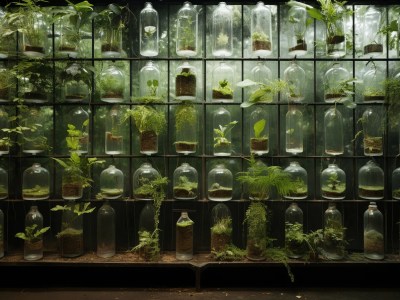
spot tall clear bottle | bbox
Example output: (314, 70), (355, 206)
(0, 107), (9, 155)
(173, 163), (198, 200)
(20, 12), (48, 58)
(213, 107), (233, 156)
(22, 107), (48, 155)
(323, 202), (346, 260)
(0, 166), (8, 199)
(176, 211), (194, 260)
(287, 5), (307, 56)
(140, 2), (159, 57)
(250, 107), (269, 155)
(285, 106), (303, 154)
(207, 164), (233, 201)
(362, 6), (384, 57)
(0, 208), (3, 258)
(138, 203), (157, 260)
(105, 105), (124, 155)
(97, 201), (116, 258)
(210, 203), (232, 252)
(283, 62), (306, 102)
(211, 62), (234, 102)
(212, 2), (233, 57)
(364, 202), (384, 260)
(321, 164), (346, 200)
(362, 107), (383, 156)
(69, 106), (89, 155)
(175, 103), (198, 154)
(175, 61), (197, 101)
(324, 107), (344, 155)
(23, 205), (45, 261)
(251, 2), (272, 57)
(133, 163), (160, 200)
(362, 65), (385, 103)
(285, 202), (306, 259)
(325, 4), (346, 58)
(358, 160), (384, 200)
(323, 63), (350, 103)
(100, 165), (124, 199)
(139, 61), (161, 99)
(22, 163), (50, 201)
(59, 201), (84, 258)
(99, 63), (125, 103)
(176, 2), (198, 57)
(284, 161), (308, 200)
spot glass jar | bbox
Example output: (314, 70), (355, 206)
(326, 5), (346, 58)
(249, 62), (273, 102)
(284, 161), (308, 200)
(138, 203), (157, 260)
(0, 166), (8, 199)
(23, 205), (45, 261)
(246, 202), (267, 261)
(175, 103), (198, 154)
(362, 7), (384, 57)
(211, 62), (234, 102)
(250, 107), (269, 155)
(69, 106), (89, 155)
(0, 8), (14, 59)
(140, 2), (159, 57)
(0, 63), (12, 102)
(287, 5), (307, 56)
(392, 167), (400, 200)
(0, 107), (9, 155)
(59, 201), (84, 258)
(62, 63), (91, 103)
(62, 167), (83, 200)
(22, 107), (48, 155)
(321, 164), (346, 200)
(213, 107), (234, 156)
(100, 165), (124, 199)
(20, 12), (48, 58)
(358, 160), (384, 200)
(97, 201), (116, 258)
(139, 61), (161, 98)
(19, 62), (50, 103)
(323, 63), (350, 103)
(133, 163), (160, 200)
(251, 2), (272, 57)
(175, 61), (197, 101)
(0, 208), (3, 258)
(99, 63), (125, 103)
(285, 106), (303, 154)
(105, 105), (124, 155)
(176, 2), (198, 57)
(207, 164), (233, 201)
(56, 14), (78, 58)
(364, 201), (384, 260)
(323, 202), (345, 260)
(173, 163), (198, 200)
(324, 107), (344, 155)
(210, 203), (232, 252)
(212, 2), (233, 57)
(22, 163), (50, 200)
(283, 62), (306, 102)
(362, 107), (383, 156)
(176, 211), (194, 261)
(247, 160), (270, 200)
(285, 202), (306, 259)
(362, 65), (385, 103)
(100, 26), (123, 58)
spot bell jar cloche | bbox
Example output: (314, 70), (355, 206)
(358, 160), (384, 200)
(287, 5), (307, 56)
(0, 166), (8, 200)
(22, 163), (50, 200)
(284, 161), (308, 200)
(175, 61), (197, 101)
(321, 164), (346, 200)
(212, 107), (237, 156)
(210, 203), (232, 252)
(100, 165), (124, 199)
(250, 107), (269, 156)
(62, 63), (91, 103)
(362, 64), (385, 103)
(207, 164), (233, 201)
(363, 201), (384, 260)
(251, 2), (272, 57)
(176, 2), (198, 57)
(211, 62), (234, 102)
(283, 62), (306, 102)
(99, 63), (125, 103)
(362, 6), (384, 57)
(133, 163), (160, 200)
(173, 163), (198, 200)
(139, 61), (161, 101)
(323, 63), (351, 103)
(140, 2), (159, 57)
(212, 2), (233, 57)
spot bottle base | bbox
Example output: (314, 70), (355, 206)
(176, 253), (193, 261)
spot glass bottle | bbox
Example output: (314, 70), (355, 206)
(139, 61), (161, 98)
(173, 163), (198, 200)
(97, 201), (116, 258)
(211, 62), (234, 102)
(283, 62), (306, 102)
(63, 63), (91, 102)
(358, 160), (384, 200)
(326, 4), (346, 58)
(362, 65), (385, 103)
(56, 15), (78, 58)
(0, 208), (3, 258)
(250, 107), (269, 155)
(22, 163), (50, 200)
(99, 63), (125, 103)
(59, 201), (84, 258)
(176, 2), (198, 57)
(100, 165), (124, 199)
(207, 164), (233, 201)
(176, 211), (194, 261)
(323, 63), (350, 103)
(285, 106), (303, 154)
(0, 107), (9, 155)
(285, 202), (306, 259)
(105, 105), (124, 155)
(362, 7), (384, 57)
(175, 61), (197, 101)
(212, 2), (233, 57)
(321, 164), (346, 200)
(324, 107), (344, 155)
(0, 8), (14, 59)
(246, 202), (267, 261)
(138, 203), (157, 260)
(323, 202), (345, 260)
(251, 2), (272, 57)
(69, 106), (89, 155)
(175, 103), (198, 154)
(140, 2), (159, 57)
(23, 205), (45, 261)
(100, 24), (123, 59)
(19, 63), (49, 103)
(133, 163), (160, 200)
(22, 107), (48, 155)
(213, 107), (233, 156)
(287, 5), (307, 56)
(20, 12), (48, 58)
(62, 167), (83, 200)
(0, 166), (8, 199)
(362, 107), (383, 156)
(284, 161), (308, 200)
(210, 203), (232, 252)
(249, 62), (273, 102)
(0, 63), (11, 102)
(392, 167), (400, 200)
(364, 202), (384, 260)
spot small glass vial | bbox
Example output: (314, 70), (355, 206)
(176, 211), (194, 261)
(175, 103), (198, 154)
(283, 62), (306, 102)
(251, 2), (272, 57)
(56, 15), (78, 58)
(133, 163), (160, 200)
(100, 25), (123, 58)
(97, 201), (116, 258)
(323, 202), (345, 260)
(22, 163), (50, 200)
(250, 107), (269, 155)
(22, 107), (47, 155)
(105, 105), (124, 155)
(284, 161), (308, 200)
(176, 2), (198, 57)
(362, 107), (383, 156)
(321, 164), (346, 200)
(326, 5), (346, 58)
(0, 63), (11, 102)
(139, 61), (161, 98)
(324, 107), (344, 155)
(173, 163), (198, 200)
(364, 202), (384, 260)
(208, 164), (233, 201)
(323, 63), (350, 103)
(392, 167), (400, 200)
(250, 62), (273, 102)
(24, 205), (45, 261)
(211, 62), (234, 102)
(362, 65), (385, 103)
(62, 167), (83, 200)
(213, 107), (233, 156)
(59, 201), (84, 258)
(0, 208), (3, 258)
(362, 7), (384, 57)
(20, 12), (48, 58)
(358, 160), (384, 200)
(140, 2), (159, 57)
(285, 106), (303, 154)
(175, 61), (197, 101)
(100, 165), (124, 199)
(285, 202), (306, 259)
(99, 64), (125, 103)
(212, 2), (233, 57)
(138, 203), (157, 260)
(287, 5), (307, 56)
(0, 107), (9, 155)
(69, 106), (89, 155)
(210, 203), (232, 252)
(0, 167), (8, 199)
(63, 63), (91, 102)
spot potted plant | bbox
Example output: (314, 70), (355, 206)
(213, 120), (238, 155)
(252, 31), (271, 52)
(174, 103), (198, 153)
(212, 79), (233, 100)
(250, 119), (268, 154)
(15, 223), (50, 260)
(173, 176), (198, 200)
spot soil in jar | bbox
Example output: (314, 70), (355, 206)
(364, 136), (383, 154)
(359, 185), (384, 199)
(289, 39), (307, 53)
(173, 186), (197, 199)
(58, 45), (77, 52)
(65, 94), (85, 101)
(321, 184), (346, 199)
(327, 35), (345, 45)
(62, 182), (83, 198)
(25, 239), (43, 252)
(246, 239), (266, 261)
(208, 187), (232, 199)
(212, 89), (233, 100)
(211, 232), (231, 252)
(140, 130), (157, 153)
(364, 43), (383, 55)
(22, 186), (49, 199)
(175, 141), (197, 153)
(324, 93), (347, 101)
(175, 70), (196, 97)
(100, 188), (123, 198)
(58, 228), (84, 258)
(101, 43), (120, 53)
(176, 222), (193, 254)
(24, 45), (44, 54)
(252, 40), (271, 52)
(102, 91), (124, 99)
(364, 95), (385, 102)
(250, 138), (268, 152)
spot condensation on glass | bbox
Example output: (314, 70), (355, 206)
(212, 2), (233, 57)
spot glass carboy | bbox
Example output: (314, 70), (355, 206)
(99, 63), (125, 103)
(176, 2), (198, 57)
(139, 61), (161, 99)
(176, 211), (194, 261)
(283, 62), (306, 102)
(250, 107), (269, 155)
(105, 105), (124, 155)
(213, 107), (233, 156)
(173, 163), (198, 200)
(23, 205), (45, 261)
(133, 163), (160, 200)
(0, 166), (8, 199)
(22, 163), (50, 200)
(211, 62), (234, 102)
(97, 201), (116, 258)
(362, 107), (383, 156)
(323, 202), (346, 260)
(324, 107), (344, 155)
(175, 61), (197, 101)
(358, 160), (384, 200)
(287, 5), (307, 56)
(212, 2), (233, 57)
(284, 161), (308, 200)
(207, 164), (233, 201)
(140, 2), (159, 57)
(251, 2), (272, 57)
(364, 202), (384, 260)
(100, 165), (124, 199)
(321, 164), (346, 200)
(362, 6), (384, 57)
(285, 107), (303, 154)
(323, 63), (350, 103)
(210, 203), (232, 252)
(285, 202), (306, 259)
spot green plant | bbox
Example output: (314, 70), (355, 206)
(133, 79), (164, 104)
(175, 103), (197, 133)
(212, 79), (233, 98)
(216, 32), (229, 46)
(211, 217), (232, 236)
(322, 219), (348, 259)
(252, 31), (269, 42)
(15, 224), (50, 241)
(123, 105), (166, 136)
(177, 15), (195, 50)
(378, 7), (400, 51)
(214, 120), (238, 148)
(304, 229), (324, 260)
(253, 119), (267, 140)
(385, 77), (400, 129)
(173, 176), (197, 198)
(324, 75), (360, 108)
(211, 244), (246, 262)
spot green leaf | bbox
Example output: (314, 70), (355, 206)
(342, 98), (357, 109)
(15, 232), (28, 240)
(82, 119), (89, 128)
(34, 226), (50, 238)
(52, 157), (69, 169)
(51, 205), (70, 212)
(240, 101), (255, 108)
(108, 4), (122, 15)
(237, 79), (259, 88)
(249, 88), (270, 103)
(306, 7), (323, 21)
(254, 119), (266, 138)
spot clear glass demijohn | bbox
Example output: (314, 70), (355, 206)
(211, 62), (234, 102)
(0, 107), (9, 155)
(175, 103), (198, 154)
(392, 166), (400, 200)
(139, 61), (161, 99)
(97, 201), (116, 258)
(321, 164), (346, 200)
(325, 4), (346, 58)
(364, 201), (384, 260)
(23, 205), (45, 261)
(22, 163), (50, 200)
(63, 63), (90, 102)
(323, 202), (345, 260)
(283, 62), (306, 102)
(133, 162), (160, 200)
(251, 2), (272, 57)
(0, 166), (8, 199)
(362, 6), (384, 57)
(284, 161), (308, 200)
(358, 160), (384, 200)
(175, 61), (197, 101)
(212, 2), (233, 57)
(362, 65), (385, 103)
(105, 105), (124, 155)
(287, 5), (307, 56)
(99, 63), (125, 103)
(69, 106), (89, 155)
(323, 63), (350, 103)
(324, 107), (344, 155)
(362, 107), (383, 156)
(210, 203), (232, 252)
(207, 164), (233, 201)
(250, 107), (269, 155)
(140, 2), (159, 57)
(285, 106), (303, 154)
(0, 208), (3, 258)
(173, 163), (198, 200)
(213, 107), (233, 156)
(100, 165), (124, 199)
(176, 2), (198, 57)
(285, 202), (306, 259)
(176, 211), (194, 261)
